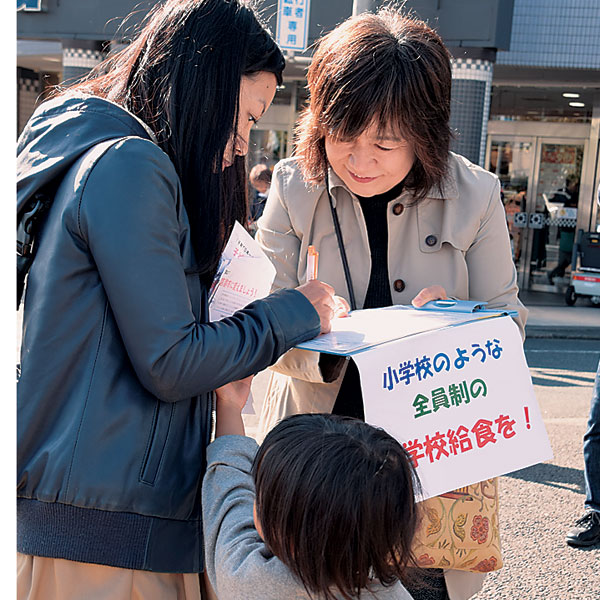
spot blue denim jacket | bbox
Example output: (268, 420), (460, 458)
(16, 96), (319, 572)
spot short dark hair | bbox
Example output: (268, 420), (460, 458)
(64, 0), (284, 279)
(295, 9), (452, 201)
(249, 163), (272, 186)
(252, 413), (421, 600)
(566, 173), (579, 187)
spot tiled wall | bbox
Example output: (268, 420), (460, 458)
(62, 47), (105, 85)
(450, 59), (494, 166)
(496, 0), (600, 68)
(17, 68), (40, 135)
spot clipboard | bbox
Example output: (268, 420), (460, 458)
(296, 300), (518, 356)
(416, 298), (519, 317)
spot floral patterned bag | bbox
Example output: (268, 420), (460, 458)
(412, 478), (502, 573)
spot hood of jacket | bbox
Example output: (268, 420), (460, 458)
(17, 94), (158, 218)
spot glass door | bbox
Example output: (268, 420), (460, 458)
(527, 140), (584, 292)
(487, 137), (536, 289)
(487, 136), (587, 294)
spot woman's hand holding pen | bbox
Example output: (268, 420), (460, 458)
(333, 295), (350, 318)
(298, 245), (349, 332)
(297, 280), (348, 334)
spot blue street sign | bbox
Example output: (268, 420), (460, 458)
(276, 0), (310, 52)
(17, 0), (43, 11)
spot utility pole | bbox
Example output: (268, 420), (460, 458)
(352, 0), (376, 16)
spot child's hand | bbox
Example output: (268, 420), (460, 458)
(216, 375), (254, 410)
(215, 375), (254, 437)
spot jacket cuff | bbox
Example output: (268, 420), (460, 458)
(260, 288), (321, 347)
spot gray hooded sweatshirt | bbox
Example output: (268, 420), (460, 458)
(202, 435), (415, 600)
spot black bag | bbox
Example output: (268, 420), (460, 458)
(17, 192), (52, 309)
(17, 135), (134, 309)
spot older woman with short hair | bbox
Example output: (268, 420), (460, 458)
(255, 8), (527, 600)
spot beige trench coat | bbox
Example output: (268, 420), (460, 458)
(255, 152), (527, 442)
(254, 152), (526, 600)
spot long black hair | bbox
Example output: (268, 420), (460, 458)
(67, 0), (285, 279)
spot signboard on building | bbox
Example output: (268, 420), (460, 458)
(276, 0), (311, 52)
(17, 0), (44, 11)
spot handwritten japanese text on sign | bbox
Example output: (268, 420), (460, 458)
(276, 0), (310, 52)
(208, 222), (275, 322)
(352, 316), (552, 500)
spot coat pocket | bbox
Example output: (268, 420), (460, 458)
(140, 400), (175, 485)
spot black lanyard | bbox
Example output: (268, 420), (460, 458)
(325, 173), (357, 311)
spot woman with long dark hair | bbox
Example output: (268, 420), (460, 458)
(254, 8), (527, 600)
(16, 1), (338, 597)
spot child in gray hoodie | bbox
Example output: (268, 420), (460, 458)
(202, 377), (420, 600)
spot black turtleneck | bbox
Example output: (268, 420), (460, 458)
(356, 179), (404, 309)
(331, 180), (404, 420)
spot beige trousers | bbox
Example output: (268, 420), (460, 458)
(17, 553), (208, 600)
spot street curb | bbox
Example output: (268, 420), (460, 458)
(525, 326), (600, 340)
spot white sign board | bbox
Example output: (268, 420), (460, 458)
(351, 316), (553, 500)
(276, 0), (311, 52)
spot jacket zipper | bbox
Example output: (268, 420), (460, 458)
(207, 390), (215, 444)
(198, 271), (217, 445)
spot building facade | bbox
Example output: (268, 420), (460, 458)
(17, 0), (600, 298)
(488, 0), (600, 295)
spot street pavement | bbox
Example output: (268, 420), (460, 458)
(471, 338), (599, 600)
(525, 302), (600, 340)
(245, 298), (600, 600)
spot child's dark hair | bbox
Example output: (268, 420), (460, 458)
(252, 413), (421, 600)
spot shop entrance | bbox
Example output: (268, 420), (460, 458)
(486, 124), (590, 295)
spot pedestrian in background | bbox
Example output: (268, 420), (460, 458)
(566, 358), (600, 547)
(504, 189), (526, 263)
(16, 1), (338, 598)
(254, 8), (527, 600)
(547, 174), (579, 285)
(248, 162), (272, 234)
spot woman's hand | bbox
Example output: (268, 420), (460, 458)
(411, 285), (448, 308)
(296, 280), (342, 333)
(333, 295), (350, 317)
(215, 375), (254, 437)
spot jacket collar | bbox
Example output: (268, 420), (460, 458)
(325, 156), (459, 205)
(325, 167), (347, 208)
(73, 93), (160, 144)
(429, 161), (459, 200)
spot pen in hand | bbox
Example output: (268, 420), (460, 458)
(305, 245), (348, 319)
(307, 245), (319, 281)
